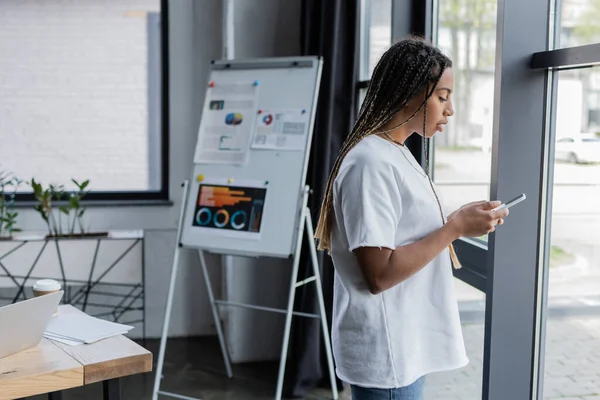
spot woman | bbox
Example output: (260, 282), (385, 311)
(314, 36), (509, 399)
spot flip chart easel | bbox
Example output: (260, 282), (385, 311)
(152, 57), (338, 400)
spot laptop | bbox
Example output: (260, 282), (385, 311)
(0, 291), (64, 359)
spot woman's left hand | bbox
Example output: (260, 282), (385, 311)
(447, 200), (505, 226)
(447, 201), (481, 221)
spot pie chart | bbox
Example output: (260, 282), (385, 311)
(262, 114), (273, 125)
(225, 113), (243, 126)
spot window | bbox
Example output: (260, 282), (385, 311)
(432, 0), (497, 246)
(359, 0), (392, 81)
(0, 0), (169, 202)
(542, 65), (600, 400)
(557, 0), (600, 48)
(357, 0), (392, 111)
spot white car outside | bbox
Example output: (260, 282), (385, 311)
(555, 135), (600, 164)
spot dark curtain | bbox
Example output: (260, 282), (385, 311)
(283, 0), (359, 397)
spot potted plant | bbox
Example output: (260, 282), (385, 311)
(0, 169), (22, 240)
(30, 178), (107, 238)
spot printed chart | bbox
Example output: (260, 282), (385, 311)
(251, 108), (310, 151)
(192, 183), (267, 239)
(193, 81), (260, 165)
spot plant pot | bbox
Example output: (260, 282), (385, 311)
(45, 232), (109, 240)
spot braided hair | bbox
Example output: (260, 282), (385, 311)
(314, 35), (453, 253)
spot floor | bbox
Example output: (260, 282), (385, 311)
(26, 315), (600, 400)
(422, 316), (600, 400)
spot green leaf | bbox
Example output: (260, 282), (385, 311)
(31, 180), (42, 196)
(59, 206), (69, 214)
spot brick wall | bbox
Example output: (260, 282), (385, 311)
(0, 0), (160, 191)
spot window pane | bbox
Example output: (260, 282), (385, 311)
(360, 0), (392, 80)
(358, 87), (368, 113)
(433, 0), (497, 243)
(542, 67), (600, 399)
(555, 0), (600, 49)
(0, 1), (162, 192)
(425, 278), (485, 399)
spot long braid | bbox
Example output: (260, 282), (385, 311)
(315, 36), (453, 252)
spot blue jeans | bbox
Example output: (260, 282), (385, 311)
(350, 376), (426, 400)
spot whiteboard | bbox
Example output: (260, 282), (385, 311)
(180, 57), (323, 259)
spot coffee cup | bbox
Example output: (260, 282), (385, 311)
(33, 279), (62, 297)
(33, 279), (62, 315)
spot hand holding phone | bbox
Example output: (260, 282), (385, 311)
(449, 198), (513, 237)
(492, 193), (526, 211)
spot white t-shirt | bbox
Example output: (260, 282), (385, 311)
(330, 134), (468, 389)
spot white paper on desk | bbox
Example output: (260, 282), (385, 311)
(45, 329), (128, 344)
(45, 314), (134, 344)
(44, 333), (84, 346)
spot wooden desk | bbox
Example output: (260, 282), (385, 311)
(0, 339), (82, 399)
(0, 305), (152, 400)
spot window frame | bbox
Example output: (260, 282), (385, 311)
(10, 0), (170, 205)
(532, 43), (600, 69)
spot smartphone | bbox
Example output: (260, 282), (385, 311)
(492, 193), (526, 211)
